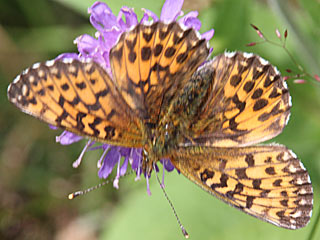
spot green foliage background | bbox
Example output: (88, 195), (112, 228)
(0, 0), (319, 239)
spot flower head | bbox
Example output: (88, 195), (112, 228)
(55, 0), (214, 194)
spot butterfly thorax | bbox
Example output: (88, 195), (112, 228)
(157, 65), (214, 141)
(142, 66), (214, 175)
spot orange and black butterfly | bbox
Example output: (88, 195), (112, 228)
(7, 21), (313, 229)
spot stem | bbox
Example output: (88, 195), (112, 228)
(267, 0), (319, 73)
(307, 205), (320, 240)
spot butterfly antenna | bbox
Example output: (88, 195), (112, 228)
(68, 169), (135, 199)
(154, 166), (189, 238)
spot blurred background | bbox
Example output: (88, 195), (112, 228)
(0, 0), (319, 239)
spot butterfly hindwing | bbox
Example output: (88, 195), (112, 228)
(170, 145), (312, 229)
(7, 59), (143, 147)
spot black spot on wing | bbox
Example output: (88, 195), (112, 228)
(243, 81), (255, 93)
(154, 44), (163, 57)
(265, 167), (276, 175)
(230, 75), (242, 87)
(253, 99), (268, 111)
(164, 47), (176, 58)
(245, 154), (255, 166)
(252, 88), (263, 99)
(141, 47), (152, 61)
(128, 51), (137, 63)
(200, 169), (215, 182)
(235, 168), (248, 179)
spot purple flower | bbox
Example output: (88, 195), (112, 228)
(55, 0), (214, 194)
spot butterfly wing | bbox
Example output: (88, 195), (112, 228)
(109, 21), (209, 123)
(7, 59), (143, 147)
(184, 52), (291, 147)
(170, 145), (313, 229)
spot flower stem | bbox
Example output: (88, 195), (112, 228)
(267, 0), (319, 73)
(307, 205), (320, 240)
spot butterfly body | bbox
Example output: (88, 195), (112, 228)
(7, 21), (313, 229)
(142, 62), (216, 174)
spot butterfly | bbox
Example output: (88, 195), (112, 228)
(7, 21), (313, 229)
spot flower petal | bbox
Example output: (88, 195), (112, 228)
(130, 148), (142, 169)
(141, 8), (159, 23)
(75, 34), (100, 57)
(118, 6), (138, 29)
(146, 175), (151, 195)
(120, 155), (129, 176)
(56, 53), (79, 61)
(179, 11), (201, 30)
(160, 158), (175, 172)
(72, 140), (94, 168)
(89, 2), (118, 32)
(101, 28), (122, 50)
(160, 0), (184, 22)
(201, 29), (215, 41)
(49, 125), (58, 130)
(56, 131), (83, 145)
(113, 178), (120, 189)
(113, 153), (130, 189)
(113, 158), (122, 189)
(98, 147), (120, 179)
(130, 148), (143, 180)
(97, 145), (110, 168)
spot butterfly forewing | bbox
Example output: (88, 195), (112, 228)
(7, 59), (143, 147)
(170, 145), (313, 229)
(109, 22), (209, 123)
(187, 52), (290, 147)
